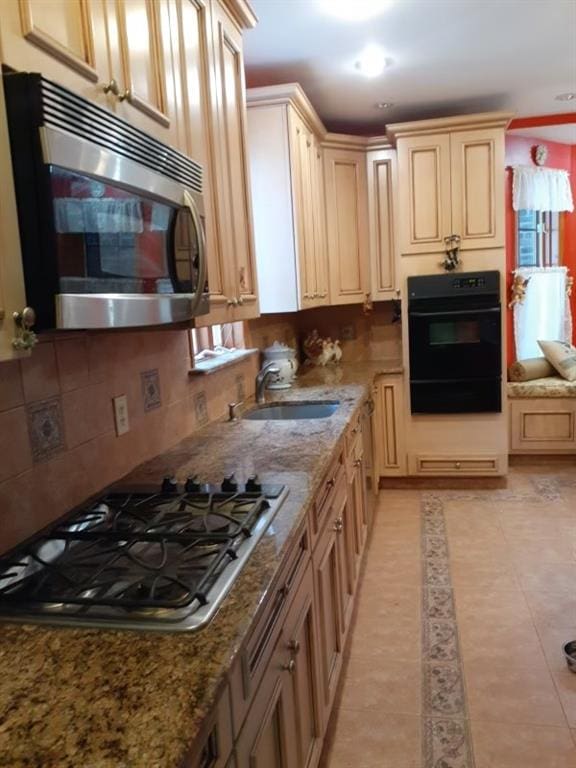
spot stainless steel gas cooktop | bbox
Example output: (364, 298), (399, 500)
(0, 475), (288, 632)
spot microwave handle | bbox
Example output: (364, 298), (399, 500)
(182, 189), (207, 316)
(410, 307), (500, 318)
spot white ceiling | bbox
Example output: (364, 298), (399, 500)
(508, 124), (576, 144)
(243, 0), (576, 133)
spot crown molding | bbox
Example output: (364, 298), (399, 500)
(246, 83), (326, 138)
(322, 132), (368, 150)
(219, 0), (258, 29)
(386, 111), (514, 142)
(366, 135), (394, 151)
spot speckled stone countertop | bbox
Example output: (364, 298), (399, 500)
(0, 360), (401, 768)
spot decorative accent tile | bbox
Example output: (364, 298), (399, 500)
(26, 397), (66, 463)
(531, 476), (562, 501)
(194, 391), (208, 426)
(235, 373), (246, 403)
(141, 369), (161, 412)
(421, 494), (476, 767)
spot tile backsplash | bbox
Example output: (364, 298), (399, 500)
(0, 329), (259, 554)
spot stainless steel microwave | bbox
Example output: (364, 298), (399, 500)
(3, 72), (208, 330)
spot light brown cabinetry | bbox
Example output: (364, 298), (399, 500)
(186, 685), (234, 768)
(323, 144), (370, 306)
(389, 115), (510, 256)
(366, 147), (398, 300)
(246, 86), (328, 313)
(373, 375), (407, 477)
(510, 398), (576, 454)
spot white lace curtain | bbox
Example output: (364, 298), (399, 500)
(513, 266), (573, 359)
(512, 166), (574, 212)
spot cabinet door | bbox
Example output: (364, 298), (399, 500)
(375, 375), (407, 476)
(450, 128), (505, 250)
(334, 490), (355, 637)
(288, 112), (315, 308)
(367, 149), (398, 300)
(0, 0), (110, 104)
(0, 78), (28, 361)
(396, 134), (451, 255)
(236, 634), (299, 768)
(173, 0), (230, 326)
(313, 522), (342, 718)
(349, 452), (367, 563)
(210, 1), (258, 320)
(324, 147), (369, 305)
(109, 0), (180, 146)
(311, 137), (329, 306)
(283, 566), (323, 768)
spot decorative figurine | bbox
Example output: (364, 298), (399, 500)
(534, 144), (548, 166)
(332, 339), (343, 364)
(440, 234), (461, 272)
(508, 273), (531, 308)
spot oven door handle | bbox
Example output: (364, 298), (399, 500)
(183, 189), (207, 316)
(409, 307), (500, 318)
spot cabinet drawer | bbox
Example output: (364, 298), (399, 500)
(411, 453), (501, 475)
(185, 685), (234, 768)
(235, 524), (310, 728)
(311, 449), (345, 543)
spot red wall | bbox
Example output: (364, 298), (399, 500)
(505, 135), (576, 365)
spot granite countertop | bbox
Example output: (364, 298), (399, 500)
(507, 375), (576, 398)
(0, 360), (401, 768)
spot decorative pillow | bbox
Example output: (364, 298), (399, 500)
(537, 340), (576, 382)
(508, 357), (555, 382)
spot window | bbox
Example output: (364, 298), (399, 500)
(190, 322), (246, 367)
(516, 209), (560, 267)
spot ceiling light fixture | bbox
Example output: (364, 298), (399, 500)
(555, 92), (576, 101)
(375, 101), (394, 109)
(320, 0), (393, 22)
(355, 44), (388, 78)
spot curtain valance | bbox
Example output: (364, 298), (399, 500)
(512, 165), (574, 213)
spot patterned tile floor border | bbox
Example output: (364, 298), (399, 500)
(421, 495), (476, 768)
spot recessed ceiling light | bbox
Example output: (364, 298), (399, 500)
(375, 101), (394, 109)
(355, 45), (388, 78)
(320, 0), (393, 22)
(555, 92), (576, 101)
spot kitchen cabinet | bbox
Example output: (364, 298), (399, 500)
(185, 685), (234, 768)
(389, 114), (510, 256)
(0, 76), (29, 361)
(201, 0), (259, 324)
(366, 147), (399, 300)
(246, 85), (328, 313)
(323, 142), (370, 306)
(373, 375), (407, 477)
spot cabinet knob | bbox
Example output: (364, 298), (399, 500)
(455, 461), (461, 469)
(283, 659), (296, 674)
(333, 517), (344, 533)
(354, 458), (362, 467)
(287, 639), (300, 655)
(237, 296), (244, 306)
(117, 88), (131, 102)
(103, 78), (120, 96)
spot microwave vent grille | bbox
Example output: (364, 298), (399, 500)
(39, 78), (202, 194)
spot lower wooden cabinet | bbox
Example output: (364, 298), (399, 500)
(373, 375), (407, 477)
(510, 397), (576, 454)
(186, 685), (234, 768)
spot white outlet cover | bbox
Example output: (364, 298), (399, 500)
(113, 394), (130, 436)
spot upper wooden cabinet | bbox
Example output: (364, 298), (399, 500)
(366, 146), (399, 300)
(388, 113), (511, 256)
(323, 139), (370, 306)
(246, 85), (328, 313)
(203, 0), (259, 323)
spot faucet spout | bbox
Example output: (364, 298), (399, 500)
(255, 361), (280, 404)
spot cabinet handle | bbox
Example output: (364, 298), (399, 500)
(333, 517), (344, 533)
(354, 458), (362, 467)
(287, 639), (300, 655)
(326, 478), (335, 490)
(283, 659), (296, 674)
(227, 297), (239, 307)
(237, 296), (244, 306)
(103, 78), (120, 96)
(455, 461), (461, 469)
(117, 88), (131, 102)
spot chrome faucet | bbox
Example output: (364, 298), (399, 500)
(255, 361), (280, 404)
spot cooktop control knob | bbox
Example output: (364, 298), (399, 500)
(221, 474), (238, 492)
(245, 475), (262, 494)
(185, 475), (201, 493)
(161, 476), (179, 494)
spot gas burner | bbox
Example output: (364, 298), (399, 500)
(0, 476), (288, 632)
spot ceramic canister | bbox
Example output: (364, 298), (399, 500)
(263, 341), (299, 390)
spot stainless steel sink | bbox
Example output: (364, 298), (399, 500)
(244, 401), (340, 421)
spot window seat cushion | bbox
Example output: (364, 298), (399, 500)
(507, 376), (576, 399)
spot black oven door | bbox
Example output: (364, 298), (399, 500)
(409, 305), (501, 382)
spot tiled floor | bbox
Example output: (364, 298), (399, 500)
(324, 464), (576, 768)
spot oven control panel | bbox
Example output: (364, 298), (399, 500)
(452, 276), (486, 290)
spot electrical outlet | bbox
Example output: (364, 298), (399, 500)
(341, 324), (356, 341)
(113, 395), (130, 436)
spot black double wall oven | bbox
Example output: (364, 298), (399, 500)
(408, 271), (502, 414)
